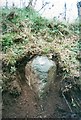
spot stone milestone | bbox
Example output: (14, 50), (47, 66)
(25, 56), (56, 98)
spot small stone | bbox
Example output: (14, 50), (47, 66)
(34, 103), (37, 107)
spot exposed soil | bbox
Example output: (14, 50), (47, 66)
(2, 60), (71, 119)
(2, 79), (70, 118)
(2, 54), (81, 119)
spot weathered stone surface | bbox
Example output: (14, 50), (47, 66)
(25, 56), (56, 98)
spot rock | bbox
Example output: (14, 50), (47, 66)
(25, 56), (56, 98)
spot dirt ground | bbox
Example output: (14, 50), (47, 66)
(2, 51), (81, 119)
(2, 69), (70, 118)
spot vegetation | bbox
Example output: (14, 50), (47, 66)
(1, 7), (81, 117)
(1, 8), (79, 67)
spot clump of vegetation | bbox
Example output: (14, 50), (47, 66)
(1, 7), (80, 108)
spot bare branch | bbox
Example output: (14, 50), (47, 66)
(38, 2), (50, 12)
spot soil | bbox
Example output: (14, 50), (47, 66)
(2, 64), (70, 119)
(2, 55), (81, 119)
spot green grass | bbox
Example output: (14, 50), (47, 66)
(1, 7), (80, 66)
(1, 7), (81, 100)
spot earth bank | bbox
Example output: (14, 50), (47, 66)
(2, 7), (81, 118)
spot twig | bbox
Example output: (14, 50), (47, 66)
(62, 92), (73, 113)
(38, 2), (50, 12)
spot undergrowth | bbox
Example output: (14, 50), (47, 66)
(1, 7), (80, 94)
